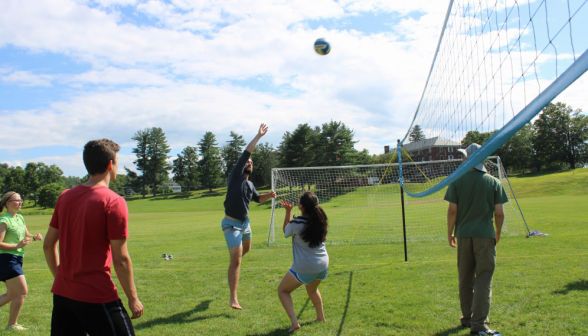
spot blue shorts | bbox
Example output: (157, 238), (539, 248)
(289, 268), (328, 285)
(0, 254), (24, 282)
(222, 217), (252, 250)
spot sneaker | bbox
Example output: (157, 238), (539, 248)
(6, 324), (28, 331)
(470, 330), (501, 335)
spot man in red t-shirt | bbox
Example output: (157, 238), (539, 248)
(43, 139), (143, 335)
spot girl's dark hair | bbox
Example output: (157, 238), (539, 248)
(298, 191), (328, 248)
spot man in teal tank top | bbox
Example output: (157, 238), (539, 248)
(444, 144), (508, 336)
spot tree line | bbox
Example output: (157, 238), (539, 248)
(376, 102), (587, 172)
(126, 121), (371, 197)
(2, 102), (585, 207)
(460, 102), (588, 172)
(0, 163), (76, 208)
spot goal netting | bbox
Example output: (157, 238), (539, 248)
(267, 156), (527, 246)
(400, 0), (588, 198)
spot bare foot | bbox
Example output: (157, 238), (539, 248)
(230, 300), (242, 310)
(313, 318), (327, 322)
(288, 324), (300, 333)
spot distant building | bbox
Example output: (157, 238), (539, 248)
(126, 187), (134, 196)
(165, 182), (182, 193)
(401, 137), (463, 162)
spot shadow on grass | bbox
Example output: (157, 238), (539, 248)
(430, 326), (467, 335)
(336, 271), (353, 336)
(296, 298), (311, 320)
(553, 279), (588, 294)
(134, 300), (231, 330)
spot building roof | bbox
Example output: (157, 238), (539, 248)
(401, 137), (462, 151)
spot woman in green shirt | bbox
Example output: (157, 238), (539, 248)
(0, 192), (43, 331)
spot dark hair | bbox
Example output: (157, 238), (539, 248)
(298, 191), (328, 248)
(83, 139), (121, 176)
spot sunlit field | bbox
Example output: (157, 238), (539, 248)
(5, 169), (588, 335)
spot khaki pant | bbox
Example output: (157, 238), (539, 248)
(456, 237), (496, 332)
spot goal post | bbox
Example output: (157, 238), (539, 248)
(267, 157), (528, 246)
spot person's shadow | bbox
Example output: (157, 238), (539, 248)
(134, 299), (231, 330)
(553, 279), (588, 294)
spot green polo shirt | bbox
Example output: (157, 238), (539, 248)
(444, 170), (509, 238)
(0, 212), (27, 257)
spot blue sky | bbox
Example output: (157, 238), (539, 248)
(1, 0), (586, 177)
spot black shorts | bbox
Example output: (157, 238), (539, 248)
(0, 254), (24, 282)
(51, 294), (135, 336)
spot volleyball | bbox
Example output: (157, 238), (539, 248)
(314, 38), (331, 55)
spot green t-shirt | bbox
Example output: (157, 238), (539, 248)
(444, 170), (509, 238)
(0, 212), (27, 257)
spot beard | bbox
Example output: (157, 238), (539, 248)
(244, 167), (253, 175)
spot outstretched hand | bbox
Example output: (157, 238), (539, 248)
(280, 199), (294, 211)
(258, 123), (268, 137)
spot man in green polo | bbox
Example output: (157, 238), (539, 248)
(444, 143), (508, 336)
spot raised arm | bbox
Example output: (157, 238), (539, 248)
(494, 203), (504, 243)
(245, 123), (268, 154)
(111, 238), (143, 319)
(447, 202), (457, 248)
(281, 199), (294, 234)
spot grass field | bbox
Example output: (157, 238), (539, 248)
(2, 169), (588, 335)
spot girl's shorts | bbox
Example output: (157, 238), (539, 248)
(0, 254), (24, 282)
(289, 268), (328, 285)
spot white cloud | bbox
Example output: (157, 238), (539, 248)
(66, 67), (173, 86)
(1, 70), (54, 86)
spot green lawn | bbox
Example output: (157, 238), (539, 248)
(2, 169), (587, 335)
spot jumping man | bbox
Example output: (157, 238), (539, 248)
(223, 123), (276, 310)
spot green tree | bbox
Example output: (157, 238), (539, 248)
(145, 127), (172, 197)
(37, 183), (64, 208)
(109, 175), (129, 195)
(279, 124), (317, 167)
(312, 121), (363, 166)
(131, 129), (151, 197)
(23, 162), (64, 205)
(250, 142), (278, 186)
(124, 167), (142, 195)
(63, 176), (82, 188)
(461, 130), (492, 148)
(222, 132), (247, 177)
(496, 124), (535, 173)
(3, 167), (26, 197)
(173, 146), (199, 192)
(533, 102), (588, 170)
(408, 125), (426, 142)
(24, 162), (42, 203)
(198, 132), (223, 192)
(0, 163), (9, 193)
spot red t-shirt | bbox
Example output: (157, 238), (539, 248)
(49, 184), (129, 303)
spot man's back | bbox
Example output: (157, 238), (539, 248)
(445, 170), (508, 238)
(49, 184), (129, 303)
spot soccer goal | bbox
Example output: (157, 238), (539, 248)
(267, 156), (528, 246)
